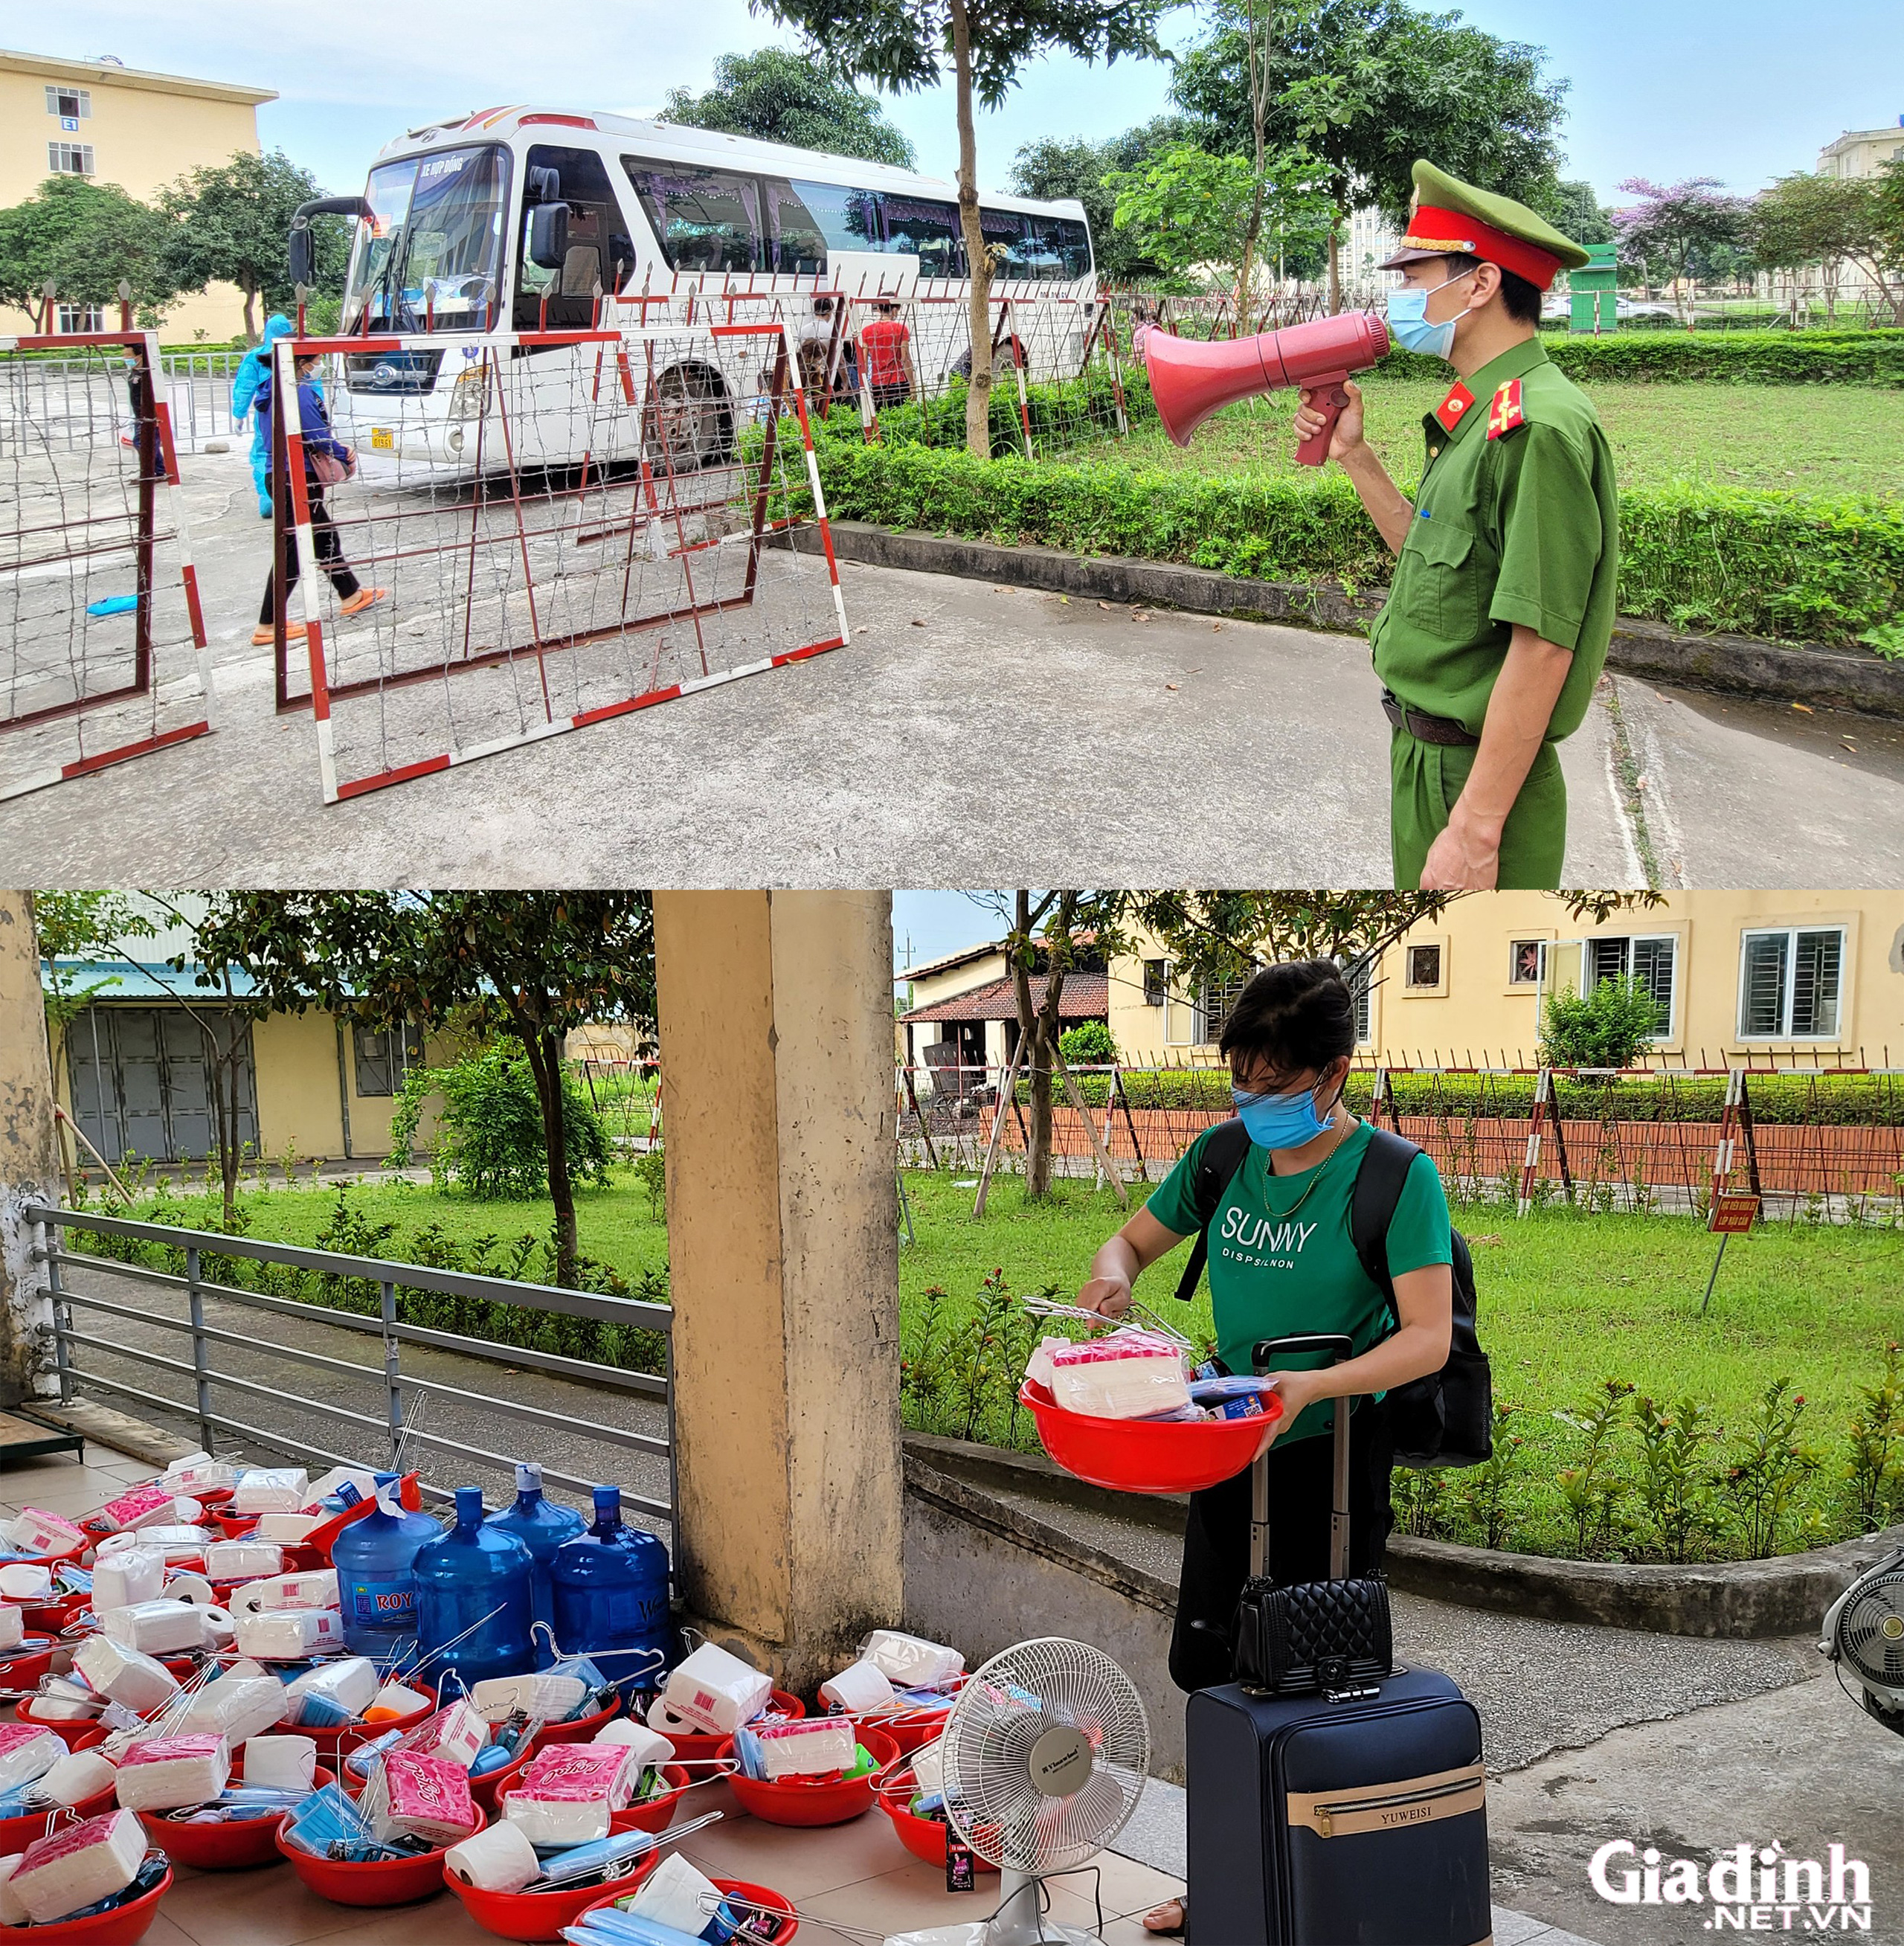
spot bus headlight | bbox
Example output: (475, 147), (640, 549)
(446, 428), (466, 452)
(448, 366), (492, 420)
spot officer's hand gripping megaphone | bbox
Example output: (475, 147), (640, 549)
(1134, 312), (1392, 462)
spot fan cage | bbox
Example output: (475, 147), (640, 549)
(1839, 1564), (1904, 1688)
(936, 1637), (1150, 1875)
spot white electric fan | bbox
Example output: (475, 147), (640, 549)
(1821, 1546), (1904, 1735)
(891, 1636), (1151, 1946)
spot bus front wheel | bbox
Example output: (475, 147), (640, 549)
(645, 362), (734, 472)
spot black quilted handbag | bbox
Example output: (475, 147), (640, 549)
(1232, 1334), (1395, 1701)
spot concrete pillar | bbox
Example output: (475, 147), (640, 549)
(0, 893), (59, 1407)
(652, 891), (901, 1692)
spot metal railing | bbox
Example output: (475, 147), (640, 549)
(1, 351), (245, 456)
(25, 1204), (676, 1536)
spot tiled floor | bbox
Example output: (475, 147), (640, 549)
(0, 1444), (1184, 1946)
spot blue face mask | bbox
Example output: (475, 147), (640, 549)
(1385, 266), (1476, 361)
(1232, 1078), (1339, 1150)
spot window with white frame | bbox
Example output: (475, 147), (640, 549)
(1738, 927), (1844, 1040)
(54, 304), (104, 334)
(45, 86), (91, 123)
(48, 143), (95, 176)
(1586, 934), (1677, 1036)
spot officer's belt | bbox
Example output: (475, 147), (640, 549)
(1383, 690), (1479, 748)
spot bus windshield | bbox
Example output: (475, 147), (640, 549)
(343, 144), (511, 333)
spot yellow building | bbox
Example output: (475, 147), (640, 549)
(0, 48), (276, 342)
(1107, 892), (1904, 1070)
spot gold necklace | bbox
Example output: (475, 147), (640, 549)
(1257, 1113), (1357, 1221)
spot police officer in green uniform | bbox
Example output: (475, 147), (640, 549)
(1293, 161), (1619, 890)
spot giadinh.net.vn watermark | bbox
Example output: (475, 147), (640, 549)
(1589, 1840), (1874, 1932)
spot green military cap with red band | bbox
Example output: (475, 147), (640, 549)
(1379, 159), (1591, 292)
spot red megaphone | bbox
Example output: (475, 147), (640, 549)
(1136, 312), (1391, 463)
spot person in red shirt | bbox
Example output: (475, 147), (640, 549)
(858, 301), (916, 408)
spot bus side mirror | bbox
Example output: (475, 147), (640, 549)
(527, 202), (570, 272)
(289, 196), (375, 292)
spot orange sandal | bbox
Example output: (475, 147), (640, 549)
(338, 586), (390, 617)
(251, 622), (306, 646)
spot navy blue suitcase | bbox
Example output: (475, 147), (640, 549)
(1185, 1335), (1491, 1945)
(1186, 1668), (1491, 1945)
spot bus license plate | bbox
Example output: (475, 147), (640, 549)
(370, 427), (393, 450)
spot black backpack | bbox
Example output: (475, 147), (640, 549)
(1169, 1119), (1492, 1468)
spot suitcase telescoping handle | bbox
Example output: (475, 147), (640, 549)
(1250, 1334), (1356, 1584)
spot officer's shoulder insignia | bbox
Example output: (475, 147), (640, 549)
(1433, 382), (1474, 434)
(1487, 378), (1527, 440)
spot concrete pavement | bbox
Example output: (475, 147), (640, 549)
(4, 444), (1900, 885)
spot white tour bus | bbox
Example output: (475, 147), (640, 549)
(320, 106), (1096, 475)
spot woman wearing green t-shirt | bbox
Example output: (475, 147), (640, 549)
(1073, 960), (1454, 1939)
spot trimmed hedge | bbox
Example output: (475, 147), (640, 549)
(1056, 1069), (1904, 1125)
(1371, 330), (1904, 388)
(810, 440), (1904, 647)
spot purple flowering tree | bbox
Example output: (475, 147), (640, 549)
(1610, 177), (1751, 325)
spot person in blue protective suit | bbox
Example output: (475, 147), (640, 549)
(249, 353), (387, 647)
(232, 315), (298, 518)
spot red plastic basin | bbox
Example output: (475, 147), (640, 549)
(1020, 1377), (1284, 1494)
(6, 1866), (173, 1945)
(274, 1802), (483, 1906)
(527, 1698), (620, 1749)
(467, 1747), (531, 1815)
(715, 1727), (898, 1828)
(446, 1846), (659, 1942)
(875, 1760), (999, 1873)
(0, 1640), (60, 1692)
(653, 1687), (804, 1764)
(0, 1772), (117, 1854)
(11, 1698), (107, 1750)
(138, 1755), (336, 1869)
(582, 1875), (797, 1943)
(608, 1762), (692, 1835)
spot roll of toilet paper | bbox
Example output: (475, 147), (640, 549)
(445, 1817), (541, 1895)
(37, 1750), (116, 1808)
(819, 1658), (895, 1716)
(644, 1697), (701, 1737)
(241, 1735), (317, 1792)
(590, 1718), (675, 1767)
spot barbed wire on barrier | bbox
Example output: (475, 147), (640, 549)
(894, 1062), (1904, 1224)
(0, 327), (212, 801)
(270, 320), (847, 802)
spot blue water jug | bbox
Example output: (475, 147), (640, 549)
(486, 1463), (585, 1631)
(413, 1486), (541, 1689)
(549, 1486), (672, 1698)
(330, 1483), (441, 1661)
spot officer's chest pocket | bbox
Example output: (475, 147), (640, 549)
(1392, 518), (1484, 641)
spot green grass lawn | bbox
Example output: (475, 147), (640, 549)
(1094, 377), (1904, 499)
(105, 1165), (1904, 1562)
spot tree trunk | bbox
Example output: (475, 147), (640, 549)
(242, 286), (258, 346)
(949, 0), (992, 461)
(521, 1025), (578, 1285)
(1327, 216), (1342, 314)
(1026, 1024), (1053, 1198)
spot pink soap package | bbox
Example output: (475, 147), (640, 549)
(1047, 1329), (1193, 1420)
(503, 1744), (635, 1845)
(371, 1750), (477, 1846)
